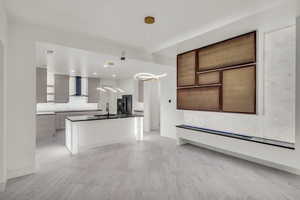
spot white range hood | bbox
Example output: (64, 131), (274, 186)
(69, 76), (88, 96)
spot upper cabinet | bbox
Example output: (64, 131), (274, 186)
(88, 78), (100, 103)
(55, 74), (69, 103)
(177, 51), (196, 87)
(36, 68), (47, 103)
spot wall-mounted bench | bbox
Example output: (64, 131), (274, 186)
(176, 125), (295, 150)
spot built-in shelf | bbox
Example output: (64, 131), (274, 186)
(176, 125), (295, 150)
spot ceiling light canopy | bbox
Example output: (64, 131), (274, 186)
(144, 16), (155, 24)
(134, 73), (167, 81)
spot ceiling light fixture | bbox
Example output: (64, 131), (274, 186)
(144, 16), (155, 24)
(71, 70), (76, 73)
(104, 61), (115, 68)
(120, 51), (126, 62)
(104, 87), (117, 93)
(134, 73), (167, 81)
(93, 72), (97, 75)
(96, 87), (106, 92)
(112, 74), (116, 78)
(116, 88), (125, 93)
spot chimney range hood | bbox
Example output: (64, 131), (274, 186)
(70, 76), (88, 96)
(75, 76), (82, 96)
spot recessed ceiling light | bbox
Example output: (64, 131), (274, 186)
(112, 74), (116, 78)
(104, 61), (115, 68)
(93, 72), (97, 75)
(71, 70), (76, 73)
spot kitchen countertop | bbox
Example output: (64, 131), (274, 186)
(54, 109), (102, 113)
(67, 114), (144, 122)
(36, 111), (56, 115)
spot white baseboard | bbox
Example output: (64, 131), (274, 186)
(0, 182), (6, 192)
(183, 139), (300, 175)
(7, 165), (35, 180)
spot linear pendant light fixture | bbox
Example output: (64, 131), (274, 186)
(103, 87), (117, 93)
(96, 87), (106, 92)
(134, 73), (167, 81)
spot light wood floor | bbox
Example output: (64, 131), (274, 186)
(1, 131), (300, 200)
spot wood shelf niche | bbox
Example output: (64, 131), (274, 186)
(177, 31), (256, 114)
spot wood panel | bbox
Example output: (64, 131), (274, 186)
(177, 87), (220, 111)
(222, 66), (256, 113)
(198, 71), (220, 85)
(198, 32), (256, 71)
(177, 51), (196, 86)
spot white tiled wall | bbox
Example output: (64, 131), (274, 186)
(37, 96), (98, 112)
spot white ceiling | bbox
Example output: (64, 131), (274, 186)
(5, 0), (286, 52)
(36, 42), (172, 79)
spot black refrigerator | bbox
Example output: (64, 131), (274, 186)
(118, 95), (132, 115)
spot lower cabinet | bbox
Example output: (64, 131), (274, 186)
(36, 114), (56, 140)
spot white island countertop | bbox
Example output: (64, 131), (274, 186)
(65, 114), (144, 154)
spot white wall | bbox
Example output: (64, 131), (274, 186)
(160, 70), (183, 139)
(176, 3), (297, 143)
(0, 0), (7, 189)
(143, 81), (151, 132)
(142, 80), (162, 131)
(167, 3), (300, 174)
(4, 20), (171, 179)
(150, 80), (160, 130)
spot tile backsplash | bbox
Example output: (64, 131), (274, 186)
(37, 96), (98, 112)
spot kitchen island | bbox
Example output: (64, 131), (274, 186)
(65, 114), (144, 154)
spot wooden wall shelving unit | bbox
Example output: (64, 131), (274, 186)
(177, 31), (257, 114)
